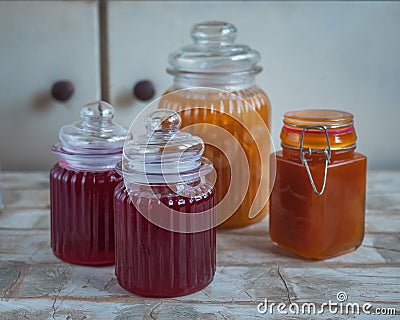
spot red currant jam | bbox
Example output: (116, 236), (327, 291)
(114, 182), (216, 297)
(50, 164), (122, 265)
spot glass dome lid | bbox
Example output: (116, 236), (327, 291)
(167, 21), (262, 75)
(54, 101), (128, 155)
(122, 109), (213, 184)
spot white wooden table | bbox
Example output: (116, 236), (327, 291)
(0, 171), (399, 319)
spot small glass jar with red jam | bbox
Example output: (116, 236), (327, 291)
(50, 101), (127, 265)
(114, 110), (216, 297)
(270, 109), (367, 260)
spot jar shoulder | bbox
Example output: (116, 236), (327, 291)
(50, 163), (121, 182)
(118, 181), (215, 201)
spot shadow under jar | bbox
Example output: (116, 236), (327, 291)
(114, 110), (216, 297)
(270, 110), (367, 260)
(50, 101), (127, 265)
(162, 21), (271, 229)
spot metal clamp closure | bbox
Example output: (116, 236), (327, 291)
(299, 126), (331, 196)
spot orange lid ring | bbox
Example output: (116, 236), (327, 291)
(280, 109), (359, 195)
(283, 123), (355, 134)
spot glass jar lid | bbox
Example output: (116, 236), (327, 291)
(281, 109), (358, 196)
(122, 109), (212, 184)
(52, 101), (128, 171)
(167, 21), (262, 75)
(281, 109), (357, 150)
(284, 110), (354, 128)
(55, 101), (128, 154)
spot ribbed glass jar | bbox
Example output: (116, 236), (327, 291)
(114, 110), (216, 297)
(162, 21), (271, 229)
(50, 101), (127, 265)
(114, 181), (216, 297)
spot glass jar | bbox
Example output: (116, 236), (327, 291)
(50, 101), (127, 265)
(162, 21), (271, 229)
(114, 110), (216, 297)
(270, 110), (367, 260)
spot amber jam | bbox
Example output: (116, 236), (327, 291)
(163, 21), (271, 229)
(114, 182), (216, 297)
(50, 101), (127, 265)
(162, 88), (270, 229)
(114, 110), (216, 297)
(270, 110), (367, 260)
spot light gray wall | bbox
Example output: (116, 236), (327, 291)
(108, 1), (400, 170)
(1, 1), (399, 170)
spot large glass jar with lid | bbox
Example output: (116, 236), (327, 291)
(50, 101), (127, 265)
(162, 21), (271, 229)
(114, 110), (216, 297)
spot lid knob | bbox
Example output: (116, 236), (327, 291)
(80, 101), (115, 129)
(144, 110), (181, 135)
(191, 21), (237, 46)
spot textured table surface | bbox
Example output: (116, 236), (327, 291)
(0, 171), (399, 319)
